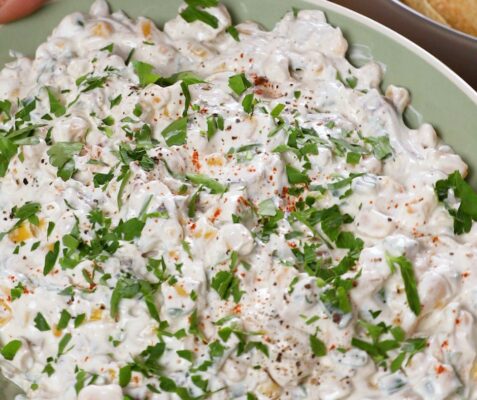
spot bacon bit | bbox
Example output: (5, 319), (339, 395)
(192, 150), (201, 170)
(462, 271), (470, 278)
(232, 304), (241, 314)
(287, 242), (297, 248)
(441, 340), (449, 349)
(455, 318), (461, 325)
(329, 344), (336, 351)
(435, 365), (446, 374)
(210, 208), (222, 223)
(432, 236), (439, 243)
(132, 375), (140, 384)
(189, 223), (197, 231)
(253, 75), (269, 86)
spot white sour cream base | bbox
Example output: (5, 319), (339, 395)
(0, 1), (476, 399)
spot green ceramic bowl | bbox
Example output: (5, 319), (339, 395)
(0, 1), (476, 396)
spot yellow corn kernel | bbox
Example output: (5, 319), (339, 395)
(257, 379), (281, 399)
(0, 299), (12, 327)
(213, 63), (228, 73)
(206, 156), (224, 167)
(174, 284), (188, 297)
(141, 20), (152, 39)
(91, 21), (112, 37)
(192, 229), (203, 239)
(90, 308), (103, 321)
(109, 369), (116, 380)
(168, 250), (179, 260)
(191, 47), (208, 58)
(204, 230), (216, 240)
(9, 222), (33, 243)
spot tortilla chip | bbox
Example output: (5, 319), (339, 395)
(428, 0), (477, 36)
(402, 0), (449, 25)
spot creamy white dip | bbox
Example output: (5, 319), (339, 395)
(0, 1), (476, 399)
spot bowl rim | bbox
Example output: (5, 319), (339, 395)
(305, 0), (477, 106)
(388, 0), (477, 43)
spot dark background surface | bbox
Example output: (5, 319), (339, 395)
(330, 0), (477, 91)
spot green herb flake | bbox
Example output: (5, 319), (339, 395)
(57, 333), (73, 357)
(364, 135), (393, 160)
(257, 199), (276, 217)
(386, 255), (421, 316)
(43, 240), (60, 275)
(180, 5), (219, 29)
(1, 340), (22, 360)
(47, 142), (83, 181)
(46, 87), (66, 117)
(435, 170), (477, 234)
(309, 334), (327, 357)
(119, 365), (132, 387)
(242, 93), (255, 114)
(186, 173), (226, 194)
(286, 165), (310, 185)
(34, 312), (51, 331)
(10, 282), (24, 301)
(74, 314), (86, 328)
(132, 61), (161, 87)
(161, 117), (188, 146)
(228, 73), (252, 96)
(57, 310), (72, 330)
(211, 270), (243, 303)
(270, 103), (285, 118)
(176, 349), (194, 362)
(226, 25), (240, 41)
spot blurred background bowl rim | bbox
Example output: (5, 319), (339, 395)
(310, 0), (477, 104)
(388, 0), (477, 43)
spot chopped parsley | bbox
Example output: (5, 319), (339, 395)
(34, 312), (51, 331)
(435, 170), (477, 234)
(226, 26), (240, 41)
(132, 61), (161, 87)
(180, 0), (219, 29)
(186, 173), (226, 194)
(1, 340), (22, 361)
(228, 73), (252, 96)
(386, 255), (421, 316)
(46, 87), (66, 117)
(161, 117), (188, 146)
(211, 270), (243, 303)
(47, 142), (83, 181)
(363, 135), (393, 160)
(309, 334), (327, 357)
